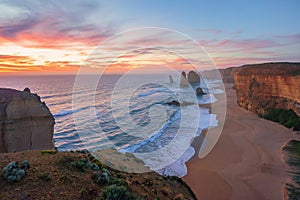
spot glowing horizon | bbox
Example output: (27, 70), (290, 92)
(0, 1), (300, 75)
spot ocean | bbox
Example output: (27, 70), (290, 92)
(0, 74), (223, 177)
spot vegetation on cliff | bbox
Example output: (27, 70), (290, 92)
(0, 151), (195, 200)
(283, 140), (300, 200)
(260, 109), (300, 131)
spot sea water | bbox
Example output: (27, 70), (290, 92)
(0, 74), (222, 177)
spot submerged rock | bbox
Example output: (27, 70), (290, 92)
(0, 88), (54, 153)
(187, 71), (200, 84)
(166, 100), (195, 106)
(167, 100), (180, 106)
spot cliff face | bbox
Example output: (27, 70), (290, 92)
(219, 67), (237, 83)
(0, 88), (54, 153)
(233, 62), (300, 116)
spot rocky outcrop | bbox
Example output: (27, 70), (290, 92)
(179, 72), (189, 87)
(166, 100), (195, 106)
(0, 88), (54, 153)
(219, 67), (237, 83)
(187, 71), (200, 84)
(180, 71), (201, 87)
(169, 75), (174, 84)
(196, 87), (205, 96)
(233, 62), (300, 116)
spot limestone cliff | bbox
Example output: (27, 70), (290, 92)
(179, 71), (189, 87)
(233, 62), (300, 116)
(0, 88), (54, 153)
(187, 71), (200, 83)
(219, 67), (237, 83)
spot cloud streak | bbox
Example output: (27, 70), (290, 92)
(0, 1), (299, 73)
(0, 0), (118, 49)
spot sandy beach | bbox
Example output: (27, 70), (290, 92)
(183, 83), (300, 200)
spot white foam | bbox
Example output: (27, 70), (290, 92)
(156, 146), (195, 177)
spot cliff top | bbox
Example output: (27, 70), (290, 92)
(0, 88), (34, 110)
(236, 62), (300, 76)
(0, 151), (195, 200)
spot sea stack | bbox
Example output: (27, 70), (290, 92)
(187, 71), (200, 84)
(179, 71), (189, 87)
(196, 87), (205, 96)
(169, 75), (174, 83)
(0, 88), (54, 153)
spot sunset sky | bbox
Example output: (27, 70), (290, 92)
(0, 0), (299, 74)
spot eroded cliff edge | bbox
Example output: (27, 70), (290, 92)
(232, 62), (300, 116)
(0, 88), (54, 153)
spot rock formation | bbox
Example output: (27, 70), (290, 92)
(187, 71), (200, 84)
(169, 75), (174, 83)
(166, 100), (194, 106)
(196, 87), (205, 96)
(179, 71), (189, 87)
(219, 67), (237, 83)
(233, 62), (300, 116)
(0, 88), (54, 153)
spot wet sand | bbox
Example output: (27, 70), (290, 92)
(183, 83), (300, 200)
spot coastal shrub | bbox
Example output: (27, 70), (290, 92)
(116, 173), (124, 178)
(2, 160), (30, 182)
(263, 109), (300, 130)
(41, 150), (57, 155)
(100, 184), (141, 200)
(59, 174), (73, 183)
(293, 119), (300, 131)
(22, 160), (30, 170)
(71, 159), (88, 172)
(39, 172), (52, 181)
(71, 157), (100, 172)
(109, 177), (127, 186)
(92, 168), (111, 185)
(286, 183), (300, 200)
(56, 155), (75, 167)
(284, 119), (296, 129)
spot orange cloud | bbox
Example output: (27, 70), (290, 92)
(0, 54), (80, 75)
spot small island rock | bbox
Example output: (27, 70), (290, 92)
(187, 71), (200, 84)
(179, 71), (189, 87)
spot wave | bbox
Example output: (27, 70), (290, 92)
(137, 88), (168, 98)
(120, 109), (181, 153)
(156, 146), (195, 177)
(53, 106), (92, 118)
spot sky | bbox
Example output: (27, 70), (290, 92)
(0, 0), (299, 74)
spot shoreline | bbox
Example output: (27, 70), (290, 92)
(183, 83), (300, 200)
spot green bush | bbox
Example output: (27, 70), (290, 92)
(2, 160), (30, 182)
(92, 168), (110, 185)
(109, 177), (127, 186)
(71, 158), (100, 172)
(39, 172), (52, 181)
(100, 184), (141, 200)
(293, 118), (300, 131)
(284, 119), (296, 129)
(41, 150), (57, 155)
(263, 109), (300, 130)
